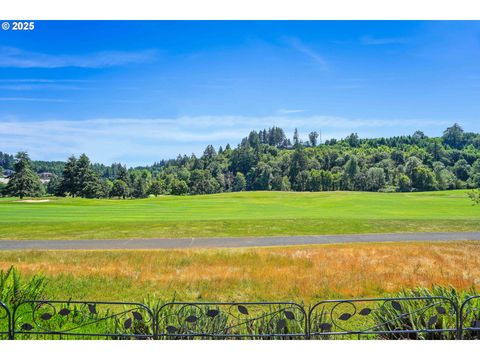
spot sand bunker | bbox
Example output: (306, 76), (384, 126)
(16, 199), (51, 203)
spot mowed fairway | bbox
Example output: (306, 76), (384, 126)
(0, 241), (479, 302)
(0, 190), (479, 240)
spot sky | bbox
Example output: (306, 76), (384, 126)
(0, 21), (479, 166)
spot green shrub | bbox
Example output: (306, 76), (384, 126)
(0, 266), (46, 307)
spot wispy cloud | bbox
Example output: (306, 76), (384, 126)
(360, 36), (408, 45)
(0, 115), (452, 166)
(278, 109), (305, 114)
(0, 47), (158, 68)
(284, 37), (328, 70)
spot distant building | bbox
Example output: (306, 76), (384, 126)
(39, 172), (53, 181)
(38, 172), (54, 184)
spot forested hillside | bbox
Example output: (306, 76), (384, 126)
(2, 123), (480, 198)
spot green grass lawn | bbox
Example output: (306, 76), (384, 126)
(0, 190), (479, 240)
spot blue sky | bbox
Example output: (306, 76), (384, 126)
(1, 21), (479, 165)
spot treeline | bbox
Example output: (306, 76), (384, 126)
(2, 123), (480, 199)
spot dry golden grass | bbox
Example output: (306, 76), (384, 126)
(1, 241), (479, 303)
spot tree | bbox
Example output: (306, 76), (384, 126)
(232, 172), (247, 192)
(46, 175), (62, 196)
(308, 131), (319, 147)
(117, 165), (130, 184)
(76, 154), (91, 189)
(111, 179), (129, 199)
(366, 167), (386, 191)
(280, 176), (291, 191)
(170, 179), (189, 195)
(293, 128), (300, 147)
(81, 169), (103, 198)
(397, 174), (412, 192)
(319, 170), (334, 191)
(453, 159), (470, 182)
(148, 179), (166, 196)
(190, 170), (219, 194)
(343, 156), (359, 190)
(345, 133), (360, 147)
(249, 162), (273, 190)
(99, 179), (113, 198)
(428, 139), (446, 162)
(72, 154), (103, 198)
(442, 123), (464, 149)
(469, 160), (480, 188)
(60, 156), (78, 196)
(293, 170), (312, 191)
(309, 170), (322, 191)
(468, 189), (480, 205)
(131, 177), (148, 198)
(289, 146), (308, 182)
(433, 162), (455, 190)
(5, 152), (43, 199)
(412, 166), (437, 191)
(202, 145), (217, 163)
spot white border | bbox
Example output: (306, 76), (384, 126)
(0, 0), (478, 357)
(0, 340), (475, 360)
(1, 0), (480, 20)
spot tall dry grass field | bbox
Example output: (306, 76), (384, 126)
(0, 241), (479, 302)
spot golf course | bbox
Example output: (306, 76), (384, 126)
(1, 189), (479, 302)
(0, 190), (479, 240)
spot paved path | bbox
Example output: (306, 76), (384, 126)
(0, 232), (479, 250)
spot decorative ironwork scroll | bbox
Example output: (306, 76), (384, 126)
(309, 296), (458, 339)
(459, 295), (480, 340)
(0, 301), (11, 340)
(12, 300), (155, 339)
(3, 295), (480, 340)
(156, 302), (307, 339)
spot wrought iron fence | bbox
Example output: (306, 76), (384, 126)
(12, 300), (155, 340)
(459, 296), (480, 340)
(0, 301), (11, 340)
(156, 301), (307, 339)
(309, 296), (459, 340)
(0, 296), (479, 339)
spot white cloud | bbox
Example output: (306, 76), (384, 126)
(0, 115), (451, 166)
(284, 37), (328, 70)
(277, 109), (305, 114)
(0, 47), (158, 68)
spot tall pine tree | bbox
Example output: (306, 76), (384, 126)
(6, 152), (43, 199)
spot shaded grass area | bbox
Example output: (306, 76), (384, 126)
(0, 241), (479, 303)
(0, 190), (479, 240)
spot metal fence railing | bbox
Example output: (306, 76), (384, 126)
(1, 296), (479, 340)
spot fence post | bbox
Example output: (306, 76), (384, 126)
(0, 301), (13, 340)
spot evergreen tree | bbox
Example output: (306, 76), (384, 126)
(111, 179), (129, 199)
(46, 175), (62, 196)
(81, 169), (102, 198)
(293, 128), (300, 147)
(308, 131), (319, 147)
(5, 152), (43, 199)
(343, 156), (359, 190)
(442, 123), (464, 149)
(60, 156), (78, 196)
